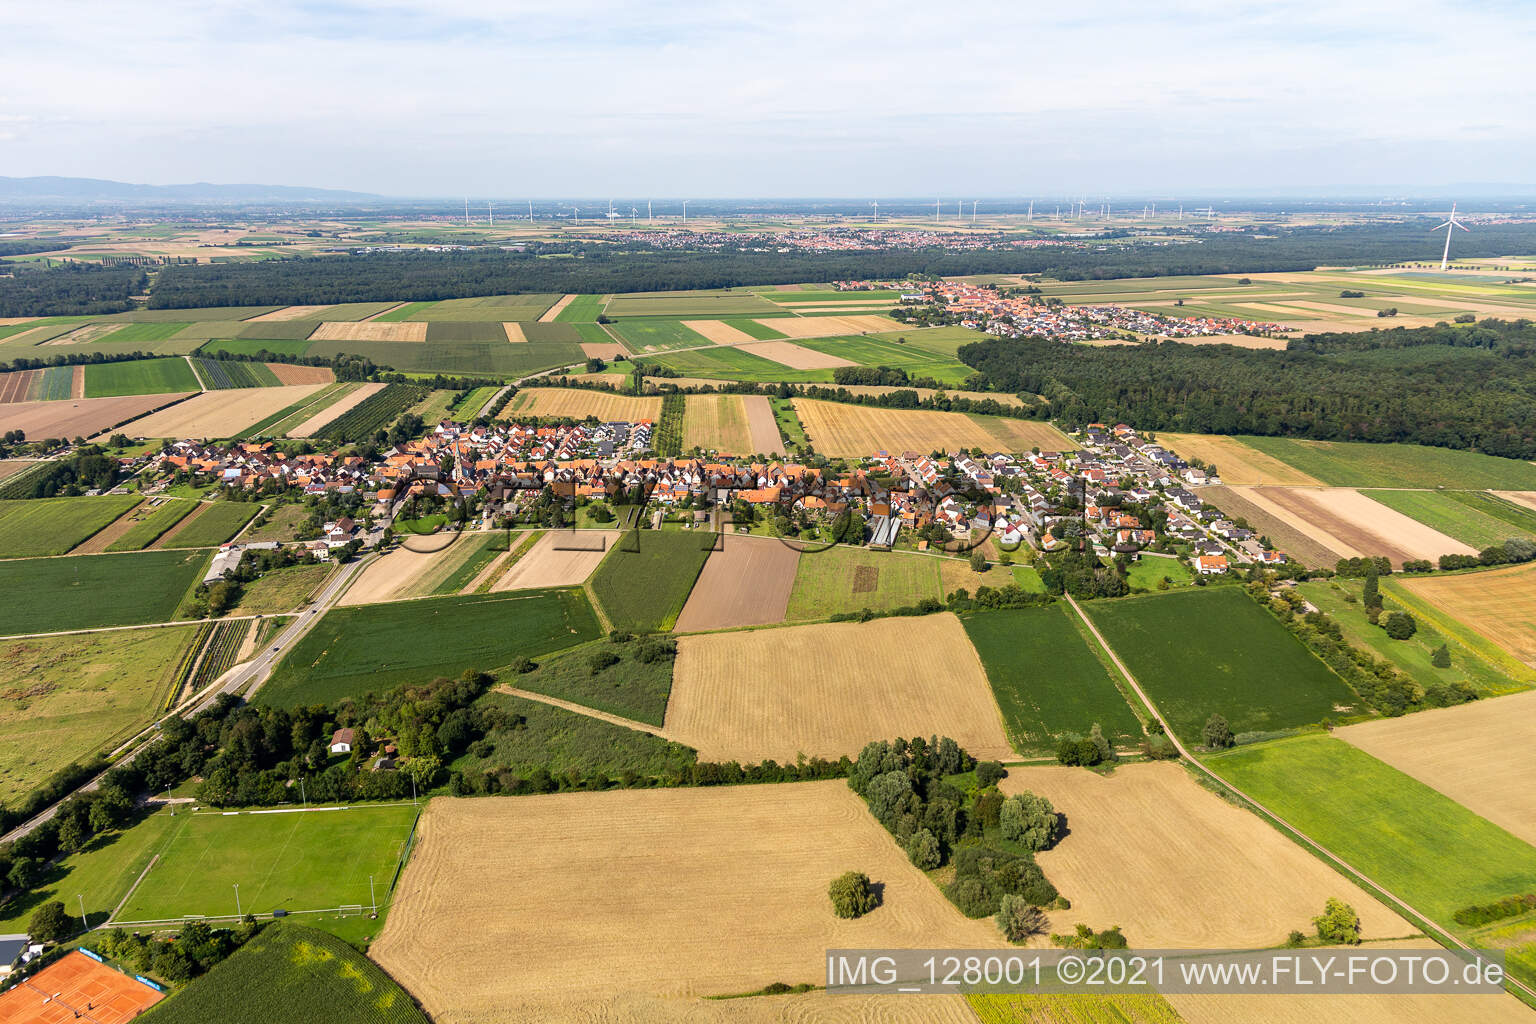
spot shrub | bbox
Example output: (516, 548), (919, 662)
(1203, 713), (1235, 750)
(1286, 930), (1306, 948)
(975, 761), (1006, 789)
(1141, 733), (1179, 760)
(1430, 644), (1451, 668)
(1088, 722), (1115, 763)
(1383, 611), (1417, 640)
(1056, 736), (1103, 767)
(1454, 893), (1536, 927)
(829, 871), (879, 919)
(996, 895), (1047, 943)
(1052, 923), (1128, 949)
(588, 650), (621, 674)
(1313, 898), (1362, 944)
(969, 549), (988, 572)
(906, 828), (942, 869)
(999, 792), (1057, 851)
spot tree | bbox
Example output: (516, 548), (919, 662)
(28, 901), (73, 943)
(905, 828), (941, 869)
(1362, 570), (1380, 610)
(1383, 611), (1417, 640)
(829, 871), (879, 919)
(969, 549), (988, 573)
(1313, 898), (1362, 944)
(1204, 713), (1235, 750)
(1088, 722), (1115, 763)
(999, 792), (1057, 851)
(1431, 644), (1452, 668)
(975, 761), (1006, 789)
(996, 894), (1047, 942)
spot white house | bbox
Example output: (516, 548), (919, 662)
(329, 728), (356, 755)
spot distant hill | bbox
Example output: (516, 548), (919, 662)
(0, 175), (383, 204)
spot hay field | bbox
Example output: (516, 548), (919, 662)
(665, 614), (1012, 763)
(1335, 690), (1536, 846)
(371, 783), (1001, 1022)
(309, 321), (427, 342)
(681, 394), (753, 452)
(1000, 763), (1411, 947)
(246, 304), (330, 321)
(287, 381), (386, 437)
(758, 315), (902, 338)
(1222, 486), (1474, 566)
(579, 341), (627, 360)
(4, 394), (194, 440)
(1397, 561), (1536, 666)
(503, 387), (661, 421)
(674, 534), (801, 631)
(501, 322), (527, 343)
(1501, 491), (1536, 513)
(738, 340), (855, 370)
(492, 530), (618, 591)
(793, 399), (1072, 456)
(1159, 433), (1324, 486)
(265, 363), (333, 385)
(115, 384), (325, 439)
(681, 319), (759, 344)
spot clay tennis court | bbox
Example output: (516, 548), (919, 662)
(674, 534), (801, 631)
(665, 614), (1013, 763)
(738, 340), (854, 369)
(287, 382), (386, 437)
(371, 783), (1000, 1022)
(0, 951), (163, 1024)
(1160, 433), (1323, 486)
(1222, 486), (1474, 566)
(492, 529), (618, 590)
(5, 394), (194, 440)
(756, 315), (902, 338)
(308, 321), (427, 342)
(1000, 763), (1411, 948)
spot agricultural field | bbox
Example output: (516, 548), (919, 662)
(159, 500), (260, 547)
(115, 804), (418, 923)
(643, 344), (833, 383)
(198, 337), (316, 360)
(962, 605), (1141, 753)
(501, 386), (661, 421)
(141, 923), (430, 1024)
(674, 534), (801, 631)
(588, 529), (714, 631)
(0, 494), (139, 556)
(1213, 486), (1474, 567)
(1168, 983), (1533, 1024)
(794, 333), (975, 384)
(102, 497), (196, 551)
(312, 383), (425, 443)
(1083, 588), (1363, 743)
(1395, 561), (1536, 667)
(1237, 436), (1536, 489)
(793, 399), (1074, 457)
(1364, 489), (1536, 549)
(286, 381), (386, 437)
(83, 357), (202, 397)
(371, 783), (1001, 1021)
(0, 626), (200, 804)
(603, 290), (782, 317)
(232, 562), (333, 615)
(258, 589), (600, 707)
(679, 393), (754, 453)
(189, 357), (282, 389)
(490, 529), (615, 592)
(304, 336), (584, 377)
(0, 549), (207, 634)
(1201, 485), (1343, 568)
(607, 318), (710, 352)
(116, 383), (327, 438)
(665, 614), (1012, 763)
(1159, 433), (1323, 486)
(968, 993), (1186, 1024)
(0, 393), (196, 441)
(784, 544), (940, 620)
(341, 533), (513, 605)
(233, 380), (351, 438)
(401, 293), (560, 321)
(1126, 555), (1193, 590)
(1000, 763), (1410, 947)
(1335, 690), (1536, 847)
(1207, 734), (1536, 925)
(754, 314), (904, 338)
(503, 634), (674, 726)
(552, 294), (604, 322)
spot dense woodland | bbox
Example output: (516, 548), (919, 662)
(0, 263), (142, 316)
(960, 319), (1536, 459)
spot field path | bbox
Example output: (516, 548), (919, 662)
(494, 685), (670, 738)
(70, 364), (84, 399)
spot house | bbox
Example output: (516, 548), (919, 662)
(1194, 554), (1229, 575)
(0, 934), (31, 977)
(329, 728), (356, 755)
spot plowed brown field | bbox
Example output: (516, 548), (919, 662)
(4, 394), (193, 440)
(1222, 486), (1474, 567)
(674, 535), (800, 631)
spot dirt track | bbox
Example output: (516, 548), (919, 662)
(674, 535), (800, 631)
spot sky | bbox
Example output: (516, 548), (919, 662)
(5, 0), (1535, 197)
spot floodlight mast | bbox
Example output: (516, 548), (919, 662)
(1435, 202), (1470, 270)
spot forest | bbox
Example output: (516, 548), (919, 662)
(959, 319), (1536, 458)
(0, 263), (143, 316)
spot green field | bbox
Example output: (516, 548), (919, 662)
(1126, 556), (1193, 590)
(1009, 565), (1046, 593)
(0, 495), (140, 556)
(0, 549), (208, 633)
(237, 382), (353, 438)
(99, 322), (191, 344)
(452, 691), (696, 779)
(1363, 489), (1536, 549)
(553, 294), (605, 322)
(0, 626), (199, 804)
(406, 388), (458, 423)
(766, 290), (903, 304)
(311, 301), (401, 321)
(1299, 579), (1524, 694)
(258, 589), (601, 707)
(192, 358), (283, 389)
(232, 563), (332, 615)
(509, 635), (674, 726)
(794, 334), (974, 385)
(372, 301), (435, 322)
(199, 337), (315, 360)
(588, 530), (713, 632)
(785, 546), (941, 620)
(423, 321), (509, 344)
(1084, 587), (1362, 743)
(719, 317), (787, 340)
(162, 501), (260, 547)
(38, 365), (73, 400)
(105, 497), (197, 551)
(962, 605), (1141, 753)
(1208, 734), (1536, 925)
(604, 292), (781, 317)
(608, 319), (710, 351)
(117, 804), (418, 922)
(83, 357), (202, 397)
(304, 337), (582, 377)
(1238, 436), (1536, 489)
(236, 320), (321, 341)
(404, 294), (560, 321)
(455, 385), (501, 420)
(645, 344), (833, 383)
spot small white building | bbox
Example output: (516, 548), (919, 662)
(329, 728), (356, 755)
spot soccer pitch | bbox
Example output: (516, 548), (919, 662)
(113, 803), (419, 923)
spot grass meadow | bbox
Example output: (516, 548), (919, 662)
(0, 549), (209, 633)
(105, 498), (198, 551)
(645, 345), (833, 383)
(83, 357), (202, 397)
(163, 501), (260, 547)
(1364, 489), (1536, 549)
(0, 495), (140, 556)
(1239, 437), (1536, 489)
(505, 635), (675, 726)
(588, 530), (714, 632)
(1084, 587), (1361, 743)
(785, 545), (941, 620)
(607, 319), (710, 351)
(452, 691), (696, 779)
(553, 294), (605, 322)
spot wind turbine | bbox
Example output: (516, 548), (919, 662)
(631, 206), (639, 226)
(571, 204), (580, 225)
(1435, 202), (1470, 270)
(1027, 199), (1033, 220)
(681, 200), (689, 225)
(528, 200), (534, 221)
(488, 201), (494, 227)
(935, 198), (941, 224)
(464, 197), (470, 226)
(607, 198), (616, 224)
(647, 200), (652, 225)
(870, 200), (879, 223)
(971, 200), (979, 225)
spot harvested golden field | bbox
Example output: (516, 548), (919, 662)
(539, 294), (577, 322)
(793, 399), (1073, 457)
(758, 315), (903, 338)
(742, 395), (782, 455)
(115, 384), (325, 439)
(371, 783), (1001, 1023)
(666, 614), (1012, 763)
(1335, 690), (1536, 846)
(492, 529), (617, 591)
(1227, 486), (1474, 567)
(265, 362), (333, 385)
(287, 381), (385, 437)
(501, 322), (527, 343)
(503, 387), (661, 421)
(0, 461), (35, 481)
(681, 394), (753, 453)
(681, 319), (759, 345)
(579, 341), (627, 360)
(1164, 333), (1288, 350)
(739, 340), (855, 370)
(999, 763), (1412, 947)
(674, 534), (801, 631)
(246, 304), (330, 321)
(1398, 561), (1536, 667)
(1499, 490), (1536, 513)
(308, 320), (427, 342)
(6, 394), (194, 440)
(1160, 433), (1323, 486)
(340, 537), (498, 606)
